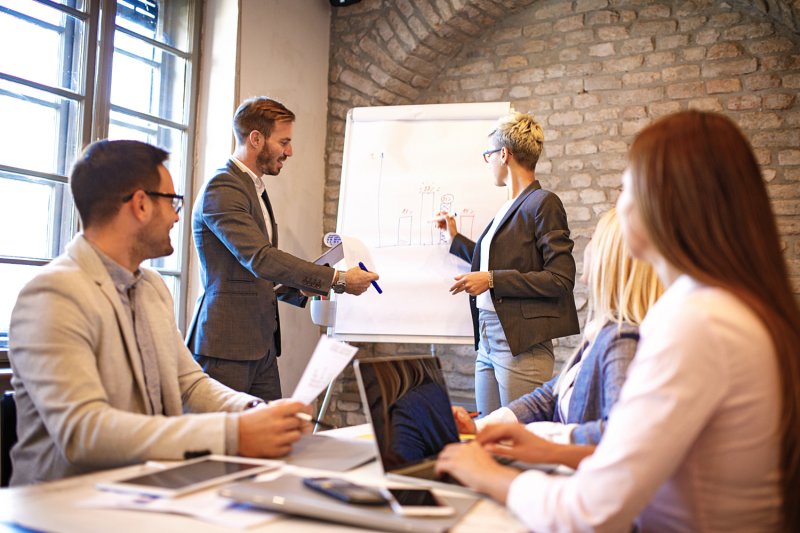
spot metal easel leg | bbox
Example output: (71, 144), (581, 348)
(314, 377), (336, 434)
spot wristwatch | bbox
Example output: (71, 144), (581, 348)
(488, 271), (494, 289)
(333, 271), (347, 294)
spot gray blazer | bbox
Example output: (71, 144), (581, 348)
(508, 322), (639, 445)
(186, 160), (334, 361)
(449, 180), (579, 356)
(9, 236), (255, 486)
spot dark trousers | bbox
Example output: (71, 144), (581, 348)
(194, 344), (282, 402)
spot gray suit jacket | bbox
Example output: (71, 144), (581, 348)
(186, 160), (334, 361)
(449, 180), (579, 355)
(9, 236), (255, 486)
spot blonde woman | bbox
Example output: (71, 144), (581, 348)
(453, 208), (663, 446)
(439, 112), (580, 416)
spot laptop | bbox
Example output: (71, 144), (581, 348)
(354, 355), (504, 492)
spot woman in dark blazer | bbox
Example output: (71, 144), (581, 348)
(439, 112), (580, 415)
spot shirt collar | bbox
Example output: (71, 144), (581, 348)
(639, 274), (701, 337)
(231, 156), (264, 193)
(86, 240), (142, 295)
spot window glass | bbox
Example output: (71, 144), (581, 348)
(116, 0), (191, 53)
(0, 0), (85, 92)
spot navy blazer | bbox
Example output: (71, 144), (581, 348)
(508, 322), (640, 445)
(186, 160), (334, 361)
(449, 180), (579, 355)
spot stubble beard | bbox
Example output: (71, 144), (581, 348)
(256, 142), (282, 176)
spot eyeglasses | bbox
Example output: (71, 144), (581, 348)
(483, 148), (502, 163)
(122, 191), (184, 213)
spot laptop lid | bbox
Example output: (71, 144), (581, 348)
(353, 356), (461, 477)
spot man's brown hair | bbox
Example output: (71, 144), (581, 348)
(70, 140), (168, 228)
(233, 97), (295, 144)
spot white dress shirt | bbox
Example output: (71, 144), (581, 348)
(505, 275), (782, 532)
(477, 198), (515, 312)
(231, 156), (272, 243)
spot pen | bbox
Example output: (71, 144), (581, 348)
(467, 412), (481, 418)
(427, 213), (458, 223)
(294, 411), (337, 430)
(357, 262), (383, 294)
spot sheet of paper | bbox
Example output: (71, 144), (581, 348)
(77, 473), (285, 530)
(324, 233), (376, 272)
(290, 335), (359, 405)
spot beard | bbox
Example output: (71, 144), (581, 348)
(132, 213), (174, 262)
(256, 142), (283, 176)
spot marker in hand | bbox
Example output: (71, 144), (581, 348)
(427, 213), (457, 223)
(358, 262), (383, 294)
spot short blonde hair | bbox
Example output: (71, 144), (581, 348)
(487, 112), (544, 171)
(554, 208), (663, 395)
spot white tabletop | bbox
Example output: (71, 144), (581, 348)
(0, 426), (527, 533)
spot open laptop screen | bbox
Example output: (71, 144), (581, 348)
(355, 357), (460, 473)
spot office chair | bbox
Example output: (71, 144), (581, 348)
(1, 391), (16, 487)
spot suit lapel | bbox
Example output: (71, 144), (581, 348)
(494, 180), (542, 235)
(67, 236), (151, 414)
(225, 159), (271, 239)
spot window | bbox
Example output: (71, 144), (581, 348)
(0, 0), (202, 353)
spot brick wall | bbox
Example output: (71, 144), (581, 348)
(319, 0), (800, 428)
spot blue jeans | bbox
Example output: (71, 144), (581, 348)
(475, 310), (554, 416)
(194, 343), (282, 403)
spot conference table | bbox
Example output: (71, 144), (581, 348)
(0, 425), (528, 533)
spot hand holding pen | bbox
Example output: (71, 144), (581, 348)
(434, 212), (459, 240)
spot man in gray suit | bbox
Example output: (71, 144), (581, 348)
(186, 97), (377, 402)
(9, 140), (311, 486)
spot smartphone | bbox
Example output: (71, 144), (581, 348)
(379, 488), (455, 517)
(303, 477), (388, 505)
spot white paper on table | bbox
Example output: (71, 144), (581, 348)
(323, 233), (376, 272)
(77, 472), (285, 530)
(290, 335), (359, 405)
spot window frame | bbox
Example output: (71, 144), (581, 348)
(0, 0), (203, 362)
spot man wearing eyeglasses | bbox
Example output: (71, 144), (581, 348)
(186, 97), (378, 403)
(8, 140), (312, 486)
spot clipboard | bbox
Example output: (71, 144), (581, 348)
(273, 243), (344, 293)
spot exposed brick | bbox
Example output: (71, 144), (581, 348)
(696, 29), (720, 45)
(751, 129), (800, 147)
(536, 80), (563, 95)
(608, 87), (665, 104)
(499, 55), (529, 69)
(650, 100), (682, 117)
(788, 111), (800, 126)
(658, 35), (689, 50)
(577, 0), (609, 12)
(546, 144), (565, 158)
(623, 71), (662, 85)
(468, 88), (505, 102)
(554, 96), (573, 109)
(495, 43), (515, 56)
(621, 37), (655, 55)
(598, 172), (623, 187)
(359, 36), (414, 82)
(631, 20), (677, 36)
(750, 37), (794, 55)
(566, 78), (585, 92)
(555, 15), (585, 33)
(438, 79), (459, 92)
(588, 9), (620, 25)
(785, 74), (800, 89)
(585, 75), (622, 91)
(329, 85), (352, 101)
(753, 148), (771, 165)
(556, 189), (581, 203)
(683, 47), (706, 61)
(547, 64), (567, 78)
(707, 78), (742, 94)
(764, 94), (795, 110)
(549, 111), (584, 126)
(589, 155), (627, 170)
(524, 22), (554, 37)
(701, 58), (758, 78)
(515, 98), (553, 111)
(566, 29), (594, 46)
(598, 26), (629, 41)
(604, 55), (644, 73)
(567, 124), (608, 139)
(769, 184), (800, 199)
(779, 150), (800, 166)
(778, 220), (800, 235)
(688, 98), (723, 112)
(728, 95), (762, 111)
(537, 2), (573, 19)
(622, 118), (652, 135)
(459, 76), (486, 90)
(340, 69), (379, 96)
(746, 74), (781, 91)
(589, 43), (616, 57)
(663, 65), (700, 82)
(739, 113), (783, 130)
(488, 72), (509, 87)
(581, 188), (607, 204)
(709, 12), (741, 27)
(566, 206), (592, 221)
(624, 105), (647, 119)
(511, 68), (546, 83)
(566, 140), (598, 155)
(762, 169), (777, 182)
(667, 81), (704, 99)
(509, 85), (532, 98)
(561, 47), (581, 61)
(724, 23), (775, 41)
(707, 43), (743, 60)
(567, 62), (603, 77)
(680, 16), (707, 32)
(585, 107), (621, 121)
(559, 159), (585, 171)
(763, 56), (800, 72)
(573, 94), (601, 108)
(646, 51), (676, 66)
(571, 173), (592, 188)
(447, 60), (495, 76)
(492, 27), (523, 41)
(525, 40), (547, 53)
(535, 160), (553, 174)
(786, 168), (800, 181)
(600, 140), (627, 153)
(376, 17), (394, 41)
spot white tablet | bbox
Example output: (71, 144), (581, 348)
(96, 455), (281, 498)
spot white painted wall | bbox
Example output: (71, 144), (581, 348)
(190, 0), (332, 397)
